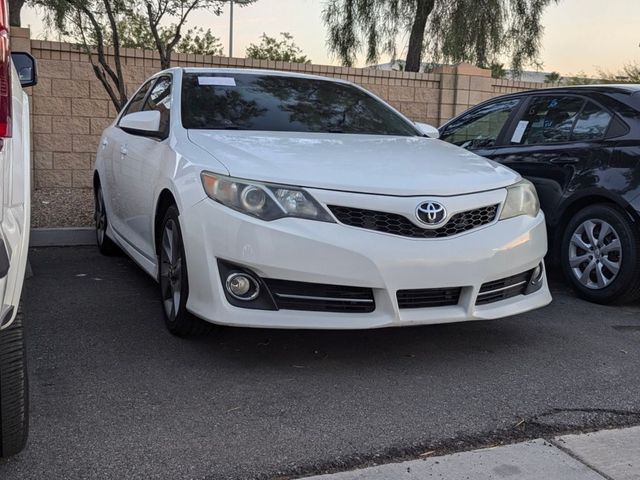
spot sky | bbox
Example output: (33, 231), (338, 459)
(21, 0), (640, 76)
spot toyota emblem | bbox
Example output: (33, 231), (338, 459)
(416, 201), (447, 226)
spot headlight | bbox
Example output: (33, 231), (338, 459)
(499, 179), (540, 220)
(201, 172), (335, 222)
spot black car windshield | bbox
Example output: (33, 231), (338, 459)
(181, 72), (420, 136)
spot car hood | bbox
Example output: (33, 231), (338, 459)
(187, 131), (519, 196)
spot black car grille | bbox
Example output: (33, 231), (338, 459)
(328, 204), (499, 238)
(476, 269), (533, 305)
(263, 279), (375, 313)
(397, 287), (462, 309)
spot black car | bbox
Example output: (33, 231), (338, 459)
(439, 85), (640, 304)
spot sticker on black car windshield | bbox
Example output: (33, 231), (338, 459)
(511, 120), (529, 143)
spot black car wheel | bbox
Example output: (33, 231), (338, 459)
(0, 309), (28, 458)
(94, 185), (120, 255)
(158, 206), (211, 337)
(561, 204), (640, 304)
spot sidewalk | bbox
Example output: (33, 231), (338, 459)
(303, 426), (640, 479)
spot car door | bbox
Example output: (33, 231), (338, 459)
(104, 79), (155, 236)
(110, 75), (173, 259)
(486, 95), (616, 224)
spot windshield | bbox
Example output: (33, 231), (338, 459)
(181, 72), (420, 136)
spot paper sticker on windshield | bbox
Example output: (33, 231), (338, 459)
(511, 120), (529, 143)
(198, 77), (236, 86)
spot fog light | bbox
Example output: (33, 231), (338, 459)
(531, 264), (543, 284)
(525, 262), (544, 294)
(226, 272), (260, 301)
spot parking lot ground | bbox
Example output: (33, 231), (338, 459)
(1, 246), (640, 480)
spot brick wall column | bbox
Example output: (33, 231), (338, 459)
(433, 63), (492, 126)
(10, 26), (31, 53)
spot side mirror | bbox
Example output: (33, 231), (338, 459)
(119, 110), (161, 137)
(415, 122), (440, 139)
(11, 52), (38, 87)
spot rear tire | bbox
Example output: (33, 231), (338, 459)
(0, 308), (28, 458)
(560, 204), (640, 304)
(158, 205), (211, 337)
(94, 184), (120, 256)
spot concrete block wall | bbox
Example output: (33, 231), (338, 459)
(11, 27), (537, 228)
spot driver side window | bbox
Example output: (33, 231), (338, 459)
(142, 76), (172, 137)
(121, 80), (154, 118)
(441, 98), (521, 149)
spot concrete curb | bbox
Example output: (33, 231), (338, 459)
(30, 227), (95, 247)
(301, 426), (640, 480)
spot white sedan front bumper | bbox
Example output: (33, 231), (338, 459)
(181, 188), (551, 330)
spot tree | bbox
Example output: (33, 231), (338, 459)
(8, 0), (25, 26)
(544, 71), (561, 83)
(490, 62), (507, 79)
(246, 32), (310, 63)
(323, 0), (559, 73)
(106, 17), (224, 56)
(34, 0), (254, 111)
(176, 27), (224, 56)
(564, 72), (596, 85)
(598, 63), (640, 83)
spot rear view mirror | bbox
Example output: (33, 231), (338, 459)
(11, 52), (37, 87)
(119, 110), (161, 137)
(415, 122), (440, 139)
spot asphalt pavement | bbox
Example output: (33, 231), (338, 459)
(1, 246), (640, 480)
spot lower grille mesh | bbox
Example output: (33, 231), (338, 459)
(397, 287), (462, 309)
(264, 279), (375, 313)
(476, 269), (533, 305)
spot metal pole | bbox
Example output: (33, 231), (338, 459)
(229, 0), (234, 58)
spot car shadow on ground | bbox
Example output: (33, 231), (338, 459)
(81, 248), (636, 372)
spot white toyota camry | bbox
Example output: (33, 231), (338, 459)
(94, 67), (551, 336)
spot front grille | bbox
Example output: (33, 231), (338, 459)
(397, 287), (462, 309)
(328, 204), (499, 238)
(263, 279), (375, 313)
(476, 269), (533, 305)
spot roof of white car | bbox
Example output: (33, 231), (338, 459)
(178, 67), (351, 84)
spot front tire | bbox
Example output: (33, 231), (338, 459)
(0, 309), (28, 458)
(158, 206), (210, 337)
(561, 204), (640, 304)
(94, 184), (120, 256)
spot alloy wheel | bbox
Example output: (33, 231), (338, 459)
(568, 219), (622, 290)
(159, 219), (182, 321)
(95, 189), (107, 246)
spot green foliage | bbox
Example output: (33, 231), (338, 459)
(177, 27), (224, 56)
(323, 0), (559, 73)
(491, 62), (507, 79)
(246, 33), (310, 63)
(110, 18), (223, 56)
(544, 71), (561, 83)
